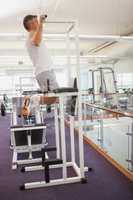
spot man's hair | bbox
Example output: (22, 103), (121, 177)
(23, 15), (37, 31)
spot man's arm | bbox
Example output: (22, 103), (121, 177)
(30, 16), (44, 46)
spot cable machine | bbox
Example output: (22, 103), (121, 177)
(89, 67), (118, 108)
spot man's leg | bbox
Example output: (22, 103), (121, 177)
(36, 70), (58, 113)
(36, 70), (58, 92)
(36, 72), (48, 93)
(48, 70), (59, 91)
(45, 70), (59, 112)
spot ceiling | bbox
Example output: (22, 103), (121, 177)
(0, 0), (133, 35)
(0, 0), (133, 67)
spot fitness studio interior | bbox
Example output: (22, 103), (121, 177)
(0, 0), (133, 199)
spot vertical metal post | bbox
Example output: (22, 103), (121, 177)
(12, 105), (17, 125)
(59, 95), (67, 179)
(130, 119), (133, 171)
(70, 115), (75, 163)
(126, 119), (133, 171)
(83, 93), (87, 134)
(66, 33), (71, 86)
(35, 106), (41, 124)
(112, 68), (119, 109)
(75, 21), (85, 178)
(91, 70), (95, 103)
(27, 131), (32, 159)
(11, 105), (17, 147)
(54, 103), (60, 158)
(99, 68), (105, 105)
(40, 106), (44, 123)
(99, 111), (104, 149)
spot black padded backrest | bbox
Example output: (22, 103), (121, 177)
(22, 90), (42, 95)
(73, 78), (78, 89)
(14, 129), (44, 146)
(70, 78), (78, 116)
(53, 87), (78, 93)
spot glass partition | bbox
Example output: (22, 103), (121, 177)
(76, 97), (133, 173)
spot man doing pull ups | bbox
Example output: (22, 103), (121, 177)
(23, 14), (58, 92)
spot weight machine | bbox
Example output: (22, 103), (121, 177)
(15, 18), (90, 190)
(20, 91), (89, 190)
(89, 67), (118, 108)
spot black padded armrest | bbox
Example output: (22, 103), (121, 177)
(53, 87), (78, 93)
(11, 123), (46, 129)
(22, 90), (42, 95)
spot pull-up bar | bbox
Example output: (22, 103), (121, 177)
(45, 21), (75, 24)
(44, 20), (75, 34)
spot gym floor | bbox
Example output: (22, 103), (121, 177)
(0, 114), (133, 200)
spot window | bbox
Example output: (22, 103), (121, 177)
(117, 73), (133, 88)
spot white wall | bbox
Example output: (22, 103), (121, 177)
(115, 58), (133, 73)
